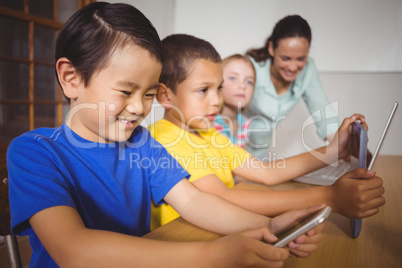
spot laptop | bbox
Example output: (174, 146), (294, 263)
(294, 101), (398, 238)
(294, 101), (398, 186)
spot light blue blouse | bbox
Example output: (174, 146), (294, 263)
(245, 57), (339, 158)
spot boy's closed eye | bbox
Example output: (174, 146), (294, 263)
(113, 87), (133, 96)
(121, 90), (132, 96)
(145, 92), (156, 98)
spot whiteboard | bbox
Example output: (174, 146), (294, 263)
(173, 0), (402, 72)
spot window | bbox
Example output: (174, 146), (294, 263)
(0, 0), (95, 157)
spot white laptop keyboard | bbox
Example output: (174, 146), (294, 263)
(294, 160), (353, 186)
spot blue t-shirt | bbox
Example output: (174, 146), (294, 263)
(7, 124), (189, 268)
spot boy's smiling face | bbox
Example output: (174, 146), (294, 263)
(168, 59), (223, 131)
(67, 44), (162, 143)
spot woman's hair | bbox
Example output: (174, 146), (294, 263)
(222, 54), (256, 78)
(246, 15), (311, 63)
(159, 34), (221, 93)
(55, 2), (163, 94)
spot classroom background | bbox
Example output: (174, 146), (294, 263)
(112, 0), (401, 157)
(4, 0), (399, 156)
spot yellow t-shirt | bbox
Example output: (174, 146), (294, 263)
(148, 119), (251, 230)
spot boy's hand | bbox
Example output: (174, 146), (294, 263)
(327, 168), (385, 218)
(209, 227), (289, 267)
(267, 204), (325, 234)
(287, 224), (324, 258)
(330, 113), (368, 160)
(267, 204), (326, 258)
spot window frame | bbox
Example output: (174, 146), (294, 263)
(0, 0), (95, 154)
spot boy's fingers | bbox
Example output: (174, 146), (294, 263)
(240, 226), (278, 243)
(288, 245), (318, 258)
(339, 113), (367, 131)
(361, 195), (385, 216)
(358, 200), (383, 218)
(272, 204), (326, 235)
(256, 244), (289, 263)
(351, 113), (366, 124)
(366, 185), (385, 199)
(344, 169), (384, 192)
(294, 224), (324, 245)
(293, 204), (326, 222)
(345, 168), (376, 180)
(362, 207), (381, 218)
(306, 222), (325, 237)
(339, 116), (356, 130)
(239, 229), (289, 265)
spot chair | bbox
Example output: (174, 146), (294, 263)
(1, 156), (22, 268)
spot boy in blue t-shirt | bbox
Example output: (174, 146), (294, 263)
(6, 2), (325, 268)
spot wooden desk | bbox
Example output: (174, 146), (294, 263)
(145, 156), (402, 268)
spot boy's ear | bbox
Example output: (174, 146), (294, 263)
(56, 57), (81, 100)
(156, 83), (175, 109)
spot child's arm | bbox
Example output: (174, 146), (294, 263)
(29, 205), (290, 267)
(165, 181), (326, 257)
(191, 168), (384, 218)
(30, 180), (324, 266)
(235, 114), (367, 185)
(164, 179), (271, 234)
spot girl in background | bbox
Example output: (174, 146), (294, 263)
(213, 54), (255, 149)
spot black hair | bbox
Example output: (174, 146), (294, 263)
(159, 34), (221, 93)
(55, 2), (163, 99)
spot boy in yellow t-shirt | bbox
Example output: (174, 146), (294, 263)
(149, 34), (385, 230)
(149, 119), (250, 227)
